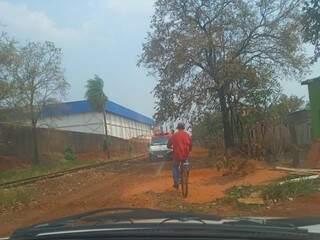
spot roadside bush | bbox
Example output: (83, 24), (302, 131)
(262, 179), (320, 202)
(216, 153), (250, 176)
(216, 156), (236, 171)
(221, 179), (320, 205)
(64, 146), (76, 161)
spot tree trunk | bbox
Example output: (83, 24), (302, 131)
(237, 114), (244, 150)
(229, 105), (235, 145)
(103, 111), (110, 158)
(218, 87), (234, 150)
(31, 120), (39, 164)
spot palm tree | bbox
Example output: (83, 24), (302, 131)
(85, 75), (110, 158)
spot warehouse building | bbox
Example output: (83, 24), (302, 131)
(39, 100), (154, 140)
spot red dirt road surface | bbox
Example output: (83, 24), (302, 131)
(2, 148), (320, 236)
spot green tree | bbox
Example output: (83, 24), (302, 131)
(139, 0), (308, 150)
(85, 75), (110, 158)
(192, 112), (223, 150)
(0, 33), (17, 108)
(7, 41), (69, 164)
(269, 94), (305, 124)
(302, 0), (320, 61)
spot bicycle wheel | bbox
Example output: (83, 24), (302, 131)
(180, 167), (189, 198)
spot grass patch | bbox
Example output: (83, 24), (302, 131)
(0, 187), (30, 206)
(0, 159), (98, 184)
(220, 178), (320, 206)
(225, 185), (260, 199)
(262, 179), (320, 202)
(217, 185), (260, 205)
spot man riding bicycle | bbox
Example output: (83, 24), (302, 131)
(167, 122), (192, 189)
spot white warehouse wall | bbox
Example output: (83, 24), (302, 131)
(38, 112), (152, 140)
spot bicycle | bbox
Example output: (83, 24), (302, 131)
(179, 160), (189, 198)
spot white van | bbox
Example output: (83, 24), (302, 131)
(149, 134), (172, 161)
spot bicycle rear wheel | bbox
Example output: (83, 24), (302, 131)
(180, 167), (189, 198)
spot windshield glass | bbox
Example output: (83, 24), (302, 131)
(1, 0), (320, 238)
(151, 137), (169, 146)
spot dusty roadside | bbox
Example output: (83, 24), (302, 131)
(1, 148), (320, 236)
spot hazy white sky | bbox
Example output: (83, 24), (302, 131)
(0, 0), (319, 117)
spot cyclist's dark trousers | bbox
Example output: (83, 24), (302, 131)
(172, 159), (189, 185)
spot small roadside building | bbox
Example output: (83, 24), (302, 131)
(287, 109), (311, 146)
(302, 76), (320, 140)
(39, 100), (154, 140)
(287, 110), (311, 166)
(301, 76), (320, 167)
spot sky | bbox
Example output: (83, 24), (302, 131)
(0, 0), (319, 117)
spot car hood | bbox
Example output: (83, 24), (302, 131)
(224, 216), (320, 234)
(121, 217), (320, 233)
(8, 208), (320, 238)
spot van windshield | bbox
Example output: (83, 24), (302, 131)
(151, 137), (169, 146)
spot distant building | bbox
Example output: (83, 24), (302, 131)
(302, 76), (320, 140)
(39, 100), (154, 140)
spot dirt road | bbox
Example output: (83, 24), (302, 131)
(2, 149), (320, 236)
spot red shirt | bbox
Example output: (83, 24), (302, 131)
(167, 130), (192, 161)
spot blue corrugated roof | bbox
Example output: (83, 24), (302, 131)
(42, 100), (154, 126)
